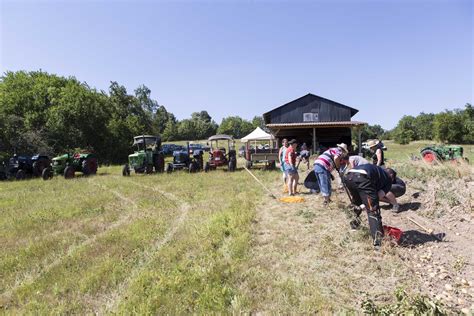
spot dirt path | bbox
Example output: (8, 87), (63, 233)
(238, 170), (473, 313)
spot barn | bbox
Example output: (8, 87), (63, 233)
(263, 93), (366, 154)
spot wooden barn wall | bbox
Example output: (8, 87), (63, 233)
(268, 95), (352, 124)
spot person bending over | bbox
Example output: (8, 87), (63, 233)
(343, 164), (397, 249)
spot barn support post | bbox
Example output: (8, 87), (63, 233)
(358, 127), (362, 155)
(312, 127), (317, 155)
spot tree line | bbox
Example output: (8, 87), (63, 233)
(0, 71), (263, 163)
(353, 104), (473, 145)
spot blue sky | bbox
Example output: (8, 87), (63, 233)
(1, 0), (472, 129)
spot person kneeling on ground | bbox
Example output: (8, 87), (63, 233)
(313, 143), (348, 205)
(284, 139), (299, 196)
(380, 169), (405, 213)
(343, 164), (398, 249)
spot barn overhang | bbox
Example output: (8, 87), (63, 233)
(266, 121), (367, 154)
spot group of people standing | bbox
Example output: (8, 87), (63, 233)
(278, 138), (406, 249)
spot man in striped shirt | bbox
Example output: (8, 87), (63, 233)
(313, 143), (348, 204)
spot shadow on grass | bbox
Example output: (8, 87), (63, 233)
(399, 230), (446, 247)
(381, 202), (422, 213)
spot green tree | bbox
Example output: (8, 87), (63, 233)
(414, 112), (435, 140)
(251, 116), (265, 129)
(217, 116), (254, 138)
(433, 110), (465, 143)
(393, 115), (417, 144)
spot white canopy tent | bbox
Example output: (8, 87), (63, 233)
(241, 127), (275, 142)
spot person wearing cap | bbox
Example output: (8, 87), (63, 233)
(313, 143), (348, 204)
(284, 139), (299, 196)
(367, 139), (385, 166)
(343, 165), (398, 248)
(278, 139), (289, 191)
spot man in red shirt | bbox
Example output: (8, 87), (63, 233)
(284, 139), (299, 196)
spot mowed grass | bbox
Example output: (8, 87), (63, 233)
(0, 140), (471, 313)
(0, 165), (272, 313)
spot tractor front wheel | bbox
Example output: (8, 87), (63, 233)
(64, 166), (75, 179)
(204, 162), (210, 173)
(421, 149), (439, 163)
(122, 164), (130, 176)
(189, 162), (197, 173)
(16, 169), (26, 180)
(42, 167), (53, 180)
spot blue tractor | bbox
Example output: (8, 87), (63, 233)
(5, 154), (51, 180)
(166, 144), (204, 173)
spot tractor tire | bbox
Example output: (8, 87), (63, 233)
(64, 166), (75, 179)
(269, 161), (276, 170)
(189, 162), (197, 173)
(154, 154), (165, 173)
(16, 169), (26, 180)
(245, 160), (252, 169)
(145, 165), (153, 174)
(228, 160), (236, 172)
(83, 158), (98, 175)
(33, 162), (41, 177)
(122, 164), (130, 176)
(166, 163), (173, 173)
(421, 149), (439, 163)
(42, 167), (53, 180)
(204, 162), (210, 173)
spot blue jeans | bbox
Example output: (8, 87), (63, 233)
(314, 163), (331, 197)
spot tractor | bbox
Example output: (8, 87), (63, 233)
(204, 134), (237, 172)
(420, 145), (468, 163)
(122, 135), (165, 176)
(51, 153), (98, 179)
(4, 154), (51, 180)
(166, 147), (204, 173)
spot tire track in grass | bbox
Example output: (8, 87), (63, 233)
(0, 180), (140, 304)
(98, 178), (191, 314)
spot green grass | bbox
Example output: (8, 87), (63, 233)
(0, 141), (471, 313)
(0, 165), (271, 313)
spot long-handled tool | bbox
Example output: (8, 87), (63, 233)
(243, 166), (277, 199)
(407, 216), (442, 241)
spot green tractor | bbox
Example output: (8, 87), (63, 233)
(122, 135), (165, 176)
(420, 145), (468, 163)
(50, 153), (98, 179)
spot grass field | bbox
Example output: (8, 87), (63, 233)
(1, 141), (472, 313)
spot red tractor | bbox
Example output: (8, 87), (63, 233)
(204, 135), (237, 172)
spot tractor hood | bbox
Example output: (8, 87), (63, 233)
(52, 154), (69, 161)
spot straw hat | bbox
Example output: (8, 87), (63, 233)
(367, 139), (380, 148)
(337, 143), (348, 153)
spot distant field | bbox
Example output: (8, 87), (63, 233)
(384, 140), (474, 163)
(1, 141), (472, 313)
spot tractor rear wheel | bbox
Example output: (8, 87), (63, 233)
(421, 149), (439, 163)
(122, 164), (130, 176)
(154, 154), (165, 173)
(83, 158), (98, 175)
(16, 169), (26, 180)
(64, 166), (75, 179)
(228, 160), (236, 172)
(42, 167), (53, 180)
(166, 163), (173, 173)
